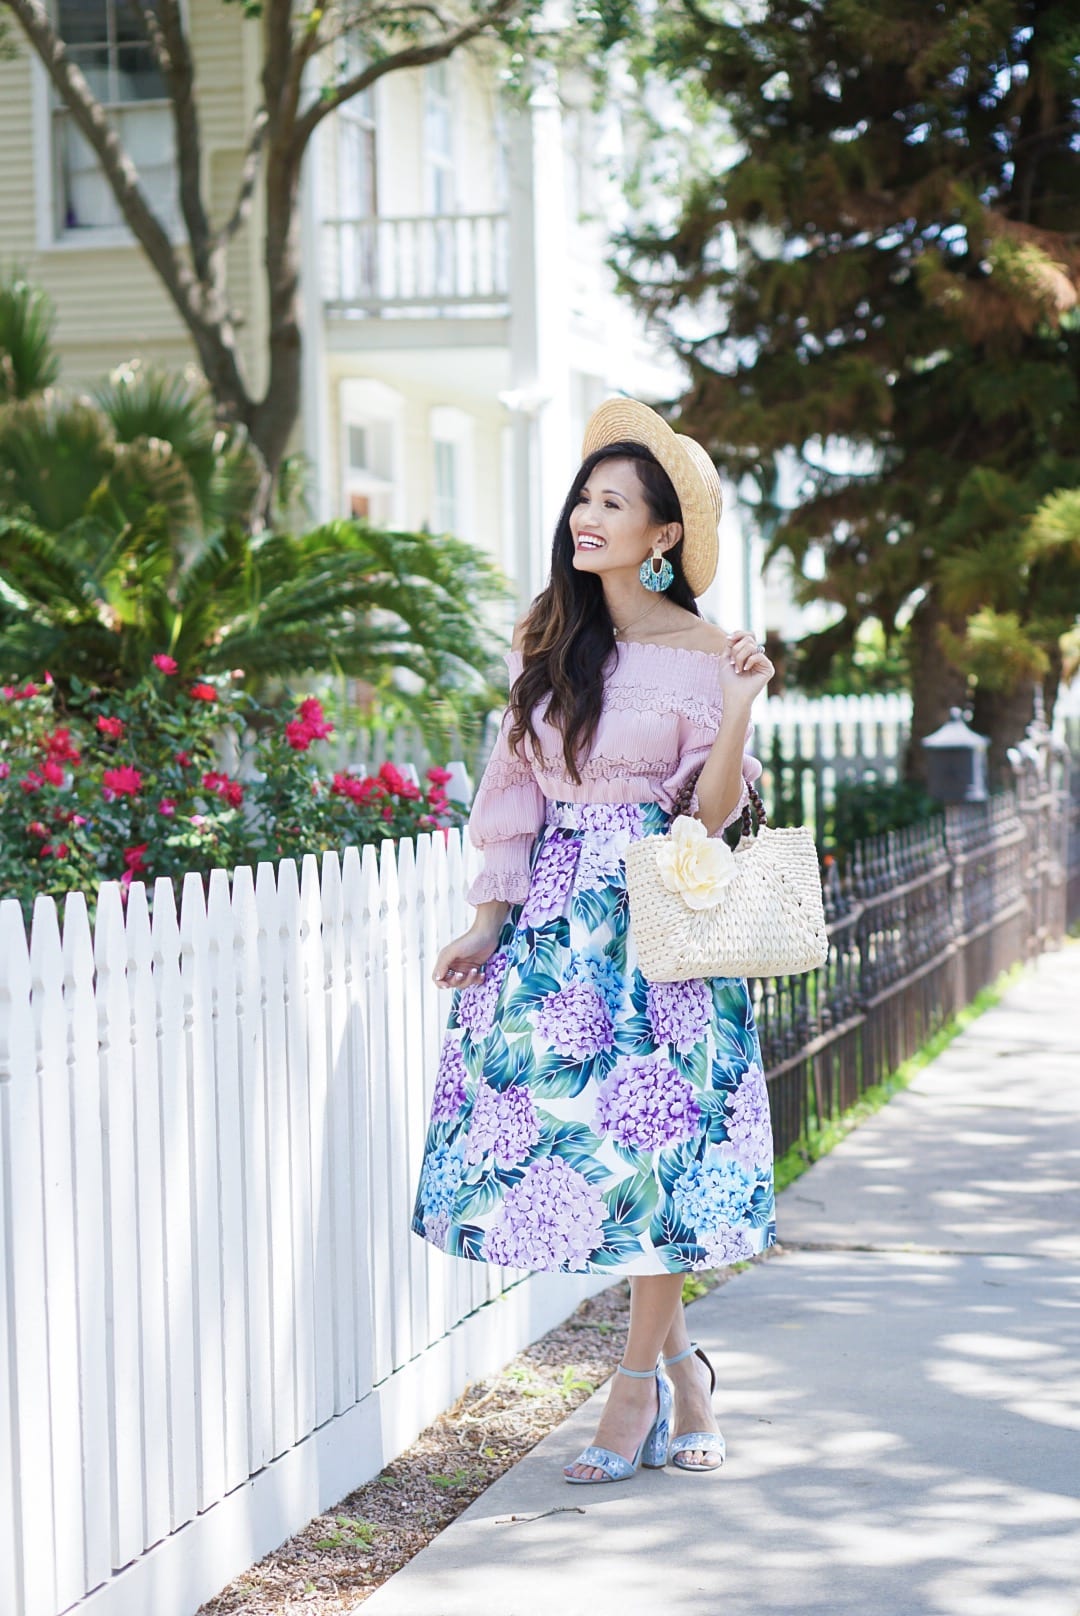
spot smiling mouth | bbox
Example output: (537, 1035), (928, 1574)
(576, 535), (606, 550)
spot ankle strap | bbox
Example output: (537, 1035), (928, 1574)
(661, 1342), (698, 1367)
(617, 1361), (659, 1379)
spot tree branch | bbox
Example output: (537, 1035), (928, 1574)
(292, 0), (520, 153)
(157, 0), (215, 279)
(215, 108), (270, 250)
(1, 0), (251, 414)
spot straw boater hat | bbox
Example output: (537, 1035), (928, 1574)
(581, 397), (722, 598)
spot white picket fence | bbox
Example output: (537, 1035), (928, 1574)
(0, 831), (607, 1616)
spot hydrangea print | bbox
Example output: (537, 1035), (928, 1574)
(703, 1223), (754, 1267)
(418, 1139), (465, 1219)
(456, 950), (510, 1039)
(576, 805), (643, 890)
(532, 980), (614, 1060)
(520, 834), (579, 926)
(465, 1082), (541, 1167)
(431, 1038), (468, 1122)
(424, 1211), (450, 1249)
(725, 1063), (773, 1169)
(646, 978), (711, 1053)
(672, 1158), (755, 1235)
(571, 949), (624, 1021)
(481, 1157), (605, 1271)
(594, 1053), (702, 1151)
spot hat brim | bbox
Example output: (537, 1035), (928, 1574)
(580, 398), (721, 598)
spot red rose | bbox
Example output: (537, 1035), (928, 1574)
(97, 715), (125, 739)
(102, 765), (142, 799)
(14, 683), (39, 700)
(123, 843), (150, 873)
(45, 727), (82, 763)
(382, 804), (394, 820)
(20, 771), (42, 794)
(40, 758), (65, 786)
(284, 719), (315, 751)
(158, 797), (177, 816)
(27, 820), (48, 838)
(297, 697), (333, 739)
(189, 682), (217, 702)
(175, 750), (192, 768)
(223, 780), (243, 808)
(426, 765), (453, 785)
(152, 653), (178, 674)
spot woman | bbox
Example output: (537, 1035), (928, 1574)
(411, 397), (776, 1484)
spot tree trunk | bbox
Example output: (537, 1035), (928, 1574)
(971, 682), (1040, 790)
(904, 593), (969, 786)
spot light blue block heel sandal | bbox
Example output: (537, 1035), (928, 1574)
(662, 1342), (726, 1472)
(563, 1363), (673, 1484)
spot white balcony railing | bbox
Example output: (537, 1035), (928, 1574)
(322, 213), (510, 316)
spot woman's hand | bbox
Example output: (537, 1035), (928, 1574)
(716, 628), (774, 705)
(432, 919), (504, 989)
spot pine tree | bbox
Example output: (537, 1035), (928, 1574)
(618, 0), (1080, 783)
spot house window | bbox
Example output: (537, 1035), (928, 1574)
(336, 85), (377, 299)
(52, 0), (177, 235)
(423, 62), (455, 216)
(429, 406), (474, 539)
(432, 438), (458, 533)
(341, 379), (402, 527)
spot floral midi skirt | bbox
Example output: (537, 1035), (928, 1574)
(410, 799), (777, 1275)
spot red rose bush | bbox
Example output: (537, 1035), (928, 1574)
(0, 663), (468, 921)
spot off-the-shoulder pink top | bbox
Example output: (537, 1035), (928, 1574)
(465, 640), (764, 906)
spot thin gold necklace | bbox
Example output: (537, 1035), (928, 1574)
(612, 596), (664, 640)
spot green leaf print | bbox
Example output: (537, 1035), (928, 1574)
(605, 1170), (659, 1234)
(594, 1226), (646, 1267)
(450, 1223), (486, 1261)
(671, 1041), (709, 1089)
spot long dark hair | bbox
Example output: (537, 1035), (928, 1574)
(507, 441), (701, 783)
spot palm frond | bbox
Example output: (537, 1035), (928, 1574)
(0, 277), (60, 402)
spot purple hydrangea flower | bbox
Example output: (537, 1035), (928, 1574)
(594, 1052), (702, 1151)
(703, 1223), (754, 1267)
(582, 803), (644, 837)
(431, 1038), (468, 1122)
(532, 980), (614, 1060)
(455, 949), (510, 1039)
(671, 1158), (754, 1235)
(481, 1157), (605, 1271)
(418, 1139), (465, 1219)
(424, 1211), (450, 1249)
(725, 1063), (773, 1169)
(465, 1082), (541, 1167)
(646, 977), (712, 1053)
(520, 834), (579, 926)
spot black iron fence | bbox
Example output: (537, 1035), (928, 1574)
(758, 753), (1076, 1160)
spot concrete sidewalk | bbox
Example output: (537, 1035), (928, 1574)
(360, 945), (1080, 1616)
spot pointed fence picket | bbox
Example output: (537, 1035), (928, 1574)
(0, 831), (614, 1616)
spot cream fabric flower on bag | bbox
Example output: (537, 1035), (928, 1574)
(654, 815), (737, 910)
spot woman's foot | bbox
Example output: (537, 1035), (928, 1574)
(563, 1368), (661, 1482)
(665, 1346), (721, 1469)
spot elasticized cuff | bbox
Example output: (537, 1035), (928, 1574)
(465, 835), (536, 906)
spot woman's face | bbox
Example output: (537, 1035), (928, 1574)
(568, 457), (679, 580)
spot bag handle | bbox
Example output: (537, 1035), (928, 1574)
(670, 770), (768, 836)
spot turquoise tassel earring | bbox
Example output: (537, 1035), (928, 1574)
(640, 549), (674, 593)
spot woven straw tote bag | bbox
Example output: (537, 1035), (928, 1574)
(623, 781), (829, 981)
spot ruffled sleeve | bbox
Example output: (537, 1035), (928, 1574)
(660, 705), (763, 836)
(465, 650), (546, 906)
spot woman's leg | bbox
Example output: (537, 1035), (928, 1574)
(564, 1273), (683, 1481)
(661, 1298), (721, 1469)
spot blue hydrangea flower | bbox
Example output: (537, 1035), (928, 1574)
(672, 1158), (755, 1235)
(570, 948), (624, 1021)
(418, 1139), (466, 1219)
